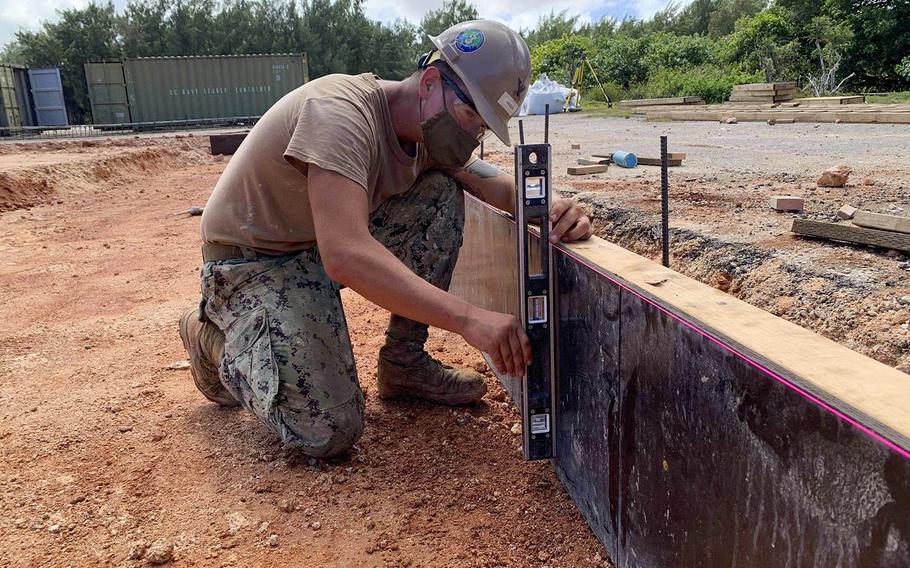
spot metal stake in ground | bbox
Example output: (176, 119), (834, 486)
(544, 104), (550, 144)
(661, 135), (670, 268)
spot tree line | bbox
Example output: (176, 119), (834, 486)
(1, 0), (478, 122)
(1, 0), (907, 123)
(528, 0), (909, 104)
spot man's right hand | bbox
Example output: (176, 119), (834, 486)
(461, 307), (532, 378)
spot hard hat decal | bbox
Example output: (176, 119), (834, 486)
(454, 29), (485, 53)
(498, 91), (519, 115)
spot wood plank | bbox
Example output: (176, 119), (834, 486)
(796, 96), (865, 105)
(792, 218), (910, 253)
(577, 157), (611, 166)
(567, 164), (609, 175)
(733, 82), (797, 91)
(634, 157), (683, 167)
(853, 210), (910, 234)
(619, 97), (704, 107)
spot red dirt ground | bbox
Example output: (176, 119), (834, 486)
(0, 137), (608, 567)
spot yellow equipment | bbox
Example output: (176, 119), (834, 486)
(565, 57), (612, 111)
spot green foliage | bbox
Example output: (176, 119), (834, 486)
(867, 91), (910, 104)
(4, 0), (909, 122)
(642, 33), (715, 71)
(530, 35), (593, 85)
(11, 0), (423, 122)
(589, 35), (648, 87)
(0, 41), (27, 65)
(582, 80), (626, 104)
(643, 65), (762, 102)
(643, 0), (767, 38)
(523, 10), (580, 49)
(826, 0), (910, 90)
(723, 7), (801, 81)
(15, 2), (120, 122)
(897, 57), (910, 83)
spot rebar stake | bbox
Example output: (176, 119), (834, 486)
(661, 135), (670, 268)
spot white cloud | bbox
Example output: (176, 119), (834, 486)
(3, 0), (82, 47)
(363, 0), (679, 33)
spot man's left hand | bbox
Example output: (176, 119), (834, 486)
(548, 197), (592, 243)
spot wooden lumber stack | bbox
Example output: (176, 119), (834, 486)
(729, 82), (798, 104)
(619, 96), (705, 108)
(642, 102), (910, 124)
(796, 96), (865, 106)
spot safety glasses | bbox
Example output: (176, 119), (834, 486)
(439, 73), (490, 141)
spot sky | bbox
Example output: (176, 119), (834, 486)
(0, 0), (676, 49)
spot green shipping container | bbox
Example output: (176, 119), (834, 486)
(86, 54), (309, 125)
(0, 64), (23, 129)
(85, 61), (132, 125)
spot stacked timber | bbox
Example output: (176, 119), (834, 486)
(641, 102), (910, 124)
(729, 82), (798, 104)
(795, 95), (865, 105)
(619, 96), (705, 107)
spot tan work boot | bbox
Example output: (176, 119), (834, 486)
(178, 307), (239, 407)
(377, 316), (487, 405)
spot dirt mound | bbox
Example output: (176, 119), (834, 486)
(0, 137), (213, 212)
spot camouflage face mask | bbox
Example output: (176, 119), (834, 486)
(420, 106), (480, 169)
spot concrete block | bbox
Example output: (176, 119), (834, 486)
(770, 195), (804, 212)
(837, 205), (857, 220)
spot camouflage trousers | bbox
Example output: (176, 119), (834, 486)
(200, 171), (465, 457)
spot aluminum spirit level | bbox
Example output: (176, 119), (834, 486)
(514, 113), (556, 461)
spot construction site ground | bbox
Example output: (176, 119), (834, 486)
(0, 113), (908, 567)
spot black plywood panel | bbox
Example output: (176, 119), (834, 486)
(552, 248), (910, 567)
(553, 251), (622, 557)
(618, 292), (910, 567)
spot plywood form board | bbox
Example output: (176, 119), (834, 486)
(450, 194), (910, 567)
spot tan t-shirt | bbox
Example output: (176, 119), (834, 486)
(201, 73), (429, 255)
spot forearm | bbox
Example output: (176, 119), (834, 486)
(451, 159), (516, 215)
(329, 235), (476, 335)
